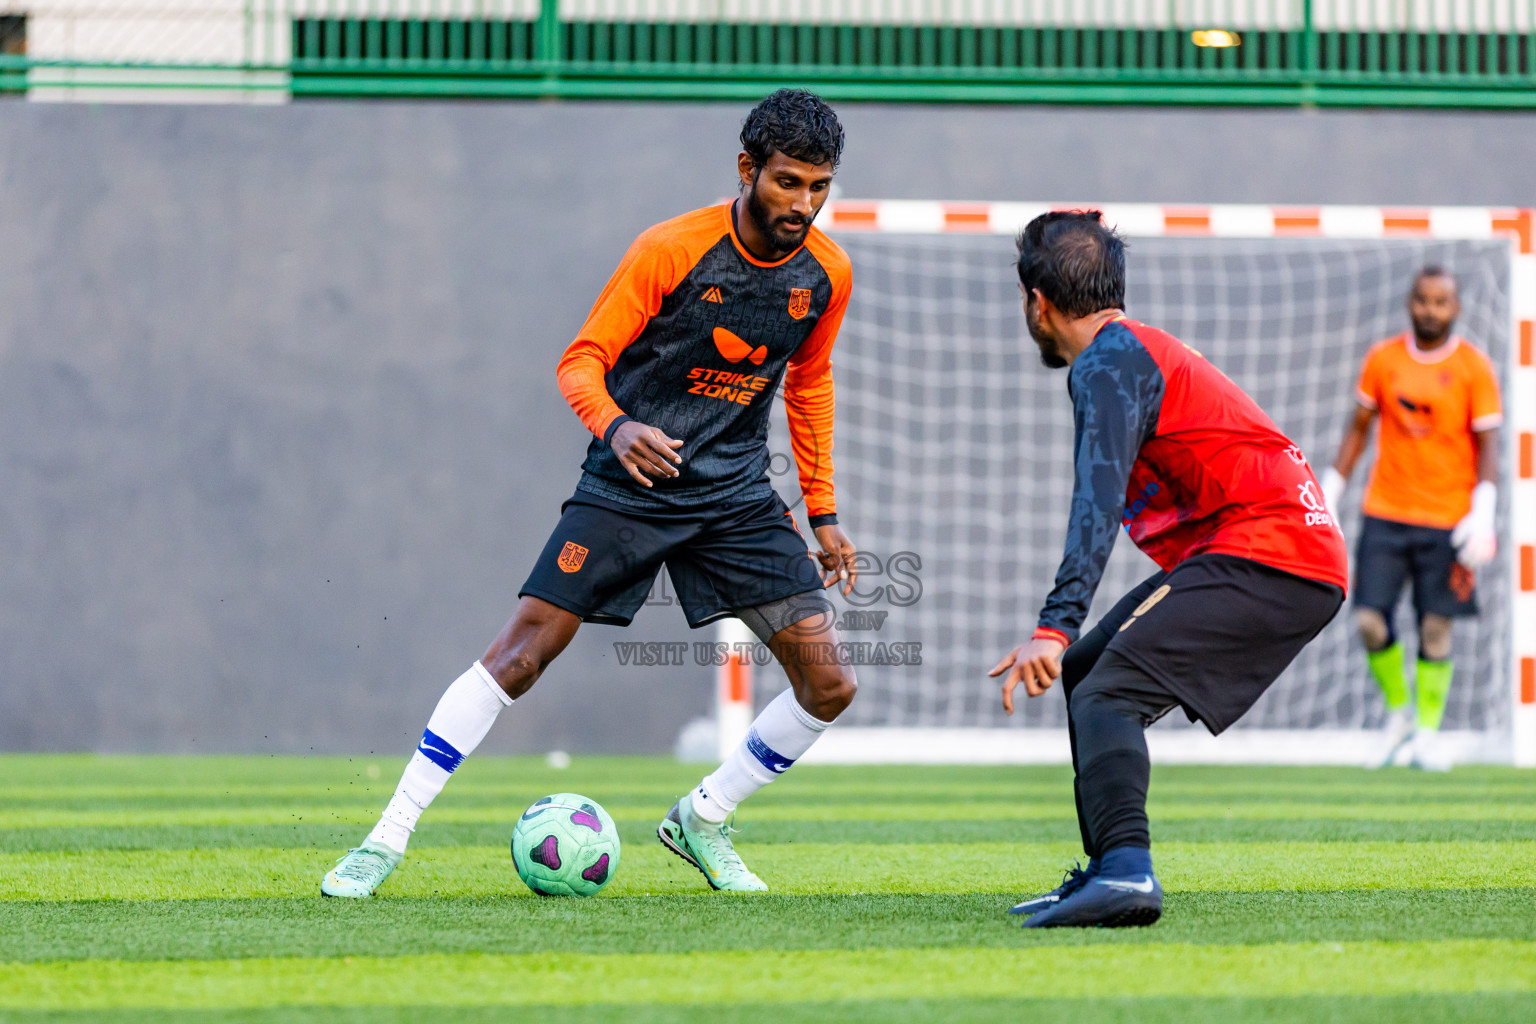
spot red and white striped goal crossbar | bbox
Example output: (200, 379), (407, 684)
(820, 201), (1532, 247)
(808, 200), (1536, 766)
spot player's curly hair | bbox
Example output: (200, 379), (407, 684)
(1016, 211), (1126, 319)
(740, 89), (845, 172)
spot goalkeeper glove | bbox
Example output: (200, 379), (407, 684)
(1451, 481), (1497, 569)
(1319, 467), (1345, 522)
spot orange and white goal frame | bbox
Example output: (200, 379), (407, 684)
(789, 200), (1535, 766)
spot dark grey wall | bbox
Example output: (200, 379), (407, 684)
(1, 98), (1531, 754)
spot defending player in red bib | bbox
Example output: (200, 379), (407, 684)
(990, 211), (1348, 928)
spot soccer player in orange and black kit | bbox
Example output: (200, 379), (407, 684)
(1320, 268), (1502, 772)
(321, 89), (859, 898)
(991, 212), (1348, 927)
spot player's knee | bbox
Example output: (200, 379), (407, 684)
(1066, 684), (1128, 760)
(1354, 608), (1392, 651)
(1069, 675), (1150, 727)
(801, 663), (857, 721)
(1419, 615), (1453, 661)
(1067, 680), (1111, 725)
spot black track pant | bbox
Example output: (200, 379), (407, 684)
(1060, 555), (1344, 857)
(1061, 575), (1172, 857)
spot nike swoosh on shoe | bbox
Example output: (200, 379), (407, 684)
(1097, 876), (1156, 893)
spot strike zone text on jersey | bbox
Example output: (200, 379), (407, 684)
(687, 367), (773, 405)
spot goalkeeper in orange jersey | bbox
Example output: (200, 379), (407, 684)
(1321, 267), (1502, 772)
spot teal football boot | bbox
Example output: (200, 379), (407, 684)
(658, 799), (767, 892)
(321, 842), (403, 898)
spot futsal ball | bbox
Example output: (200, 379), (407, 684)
(510, 792), (620, 897)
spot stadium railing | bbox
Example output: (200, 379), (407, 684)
(2, 1), (1535, 106)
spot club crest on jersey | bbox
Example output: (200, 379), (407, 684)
(557, 542), (589, 573)
(787, 288), (812, 320)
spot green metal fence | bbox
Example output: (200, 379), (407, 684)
(4, 0), (1536, 106)
(286, 0), (1536, 106)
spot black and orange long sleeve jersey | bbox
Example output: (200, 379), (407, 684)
(557, 201), (850, 524)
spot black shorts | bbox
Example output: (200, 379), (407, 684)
(519, 490), (824, 628)
(1353, 515), (1478, 620)
(1068, 553), (1345, 734)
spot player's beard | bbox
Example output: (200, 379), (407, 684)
(1411, 314), (1453, 346)
(1026, 300), (1069, 369)
(746, 178), (812, 254)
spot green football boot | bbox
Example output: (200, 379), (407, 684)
(320, 842), (403, 898)
(658, 799), (768, 892)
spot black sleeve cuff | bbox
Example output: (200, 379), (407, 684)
(807, 513), (839, 529)
(602, 415), (633, 446)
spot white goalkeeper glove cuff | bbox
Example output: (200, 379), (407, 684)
(1451, 481), (1497, 569)
(1319, 467), (1345, 521)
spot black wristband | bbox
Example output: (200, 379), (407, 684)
(807, 513), (839, 529)
(602, 415), (633, 446)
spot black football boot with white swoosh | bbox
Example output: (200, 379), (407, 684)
(1022, 847), (1162, 928)
(1008, 860), (1097, 915)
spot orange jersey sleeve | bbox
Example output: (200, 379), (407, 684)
(556, 226), (695, 440)
(1355, 341), (1387, 410)
(1468, 347), (1504, 431)
(783, 230), (851, 520)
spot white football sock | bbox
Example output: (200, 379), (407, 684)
(366, 662), (512, 853)
(691, 687), (832, 824)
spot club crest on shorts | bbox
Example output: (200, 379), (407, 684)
(1449, 563), (1475, 603)
(557, 542), (589, 573)
(787, 288), (812, 320)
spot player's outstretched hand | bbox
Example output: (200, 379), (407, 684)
(610, 420), (684, 487)
(812, 523), (858, 596)
(990, 635), (1067, 714)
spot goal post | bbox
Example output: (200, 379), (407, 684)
(771, 200), (1536, 767)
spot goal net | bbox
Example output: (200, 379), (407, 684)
(759, 203), (1534, 765)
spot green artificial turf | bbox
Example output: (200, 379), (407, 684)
(1, 756), (1533, 1021)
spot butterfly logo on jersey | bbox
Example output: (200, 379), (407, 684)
(558, 542), (589, 573)
(713, 326), (767, 366)
(1394, 394), (1435, 438)
(787, 288), (812, 320)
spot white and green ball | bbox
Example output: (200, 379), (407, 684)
(510, 792), (620, 897)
